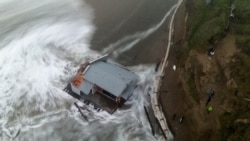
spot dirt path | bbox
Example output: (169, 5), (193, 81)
(158, 0), (197, 140)
(159, 1), (240, 139)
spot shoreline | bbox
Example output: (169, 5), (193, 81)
(159, 0), (194, 140)
(150, 0), (184, 140)
(85, 0), (191, 140)
(86, 0), (177, 66)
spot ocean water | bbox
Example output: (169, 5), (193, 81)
(0, 0), (180, 140)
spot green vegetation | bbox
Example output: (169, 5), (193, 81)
(230, 54), (250, 96)
(231, 0), (250, 100)
(233, 0), (250, 54)
(186, 0), (229, 48)
(185, 0), (250, 140)
(220, 99), (250, 141)
(236, 37), (250, 55)
(234, 0), (250, 25)
(186, 56), (201, 103)
(187, 70), (199, 103)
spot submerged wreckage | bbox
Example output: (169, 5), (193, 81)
(64, 55), (139, 114)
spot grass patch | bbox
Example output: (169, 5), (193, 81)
(232, 24), (250, 35)
(187, 71), (199, 103)
(230, 54), (250, 97)
(220, 99), (250, 141)
(183, 0), (250, 140)
(186, 56), (200, 103)
(236, 36), (250, 56)
(186, 0), (229, 48)
(234, 0), (250, 27)
(220, 53), (250, 140)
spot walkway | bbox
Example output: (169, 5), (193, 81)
(151, 0), (183, 140)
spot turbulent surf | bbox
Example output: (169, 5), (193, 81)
(0, 0), (165, 141)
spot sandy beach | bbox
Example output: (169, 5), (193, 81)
(87, 0), (193, 140)
(78, 0), (250, 140)
(158, 1), (196, 140)
(86, 0), (176, 66)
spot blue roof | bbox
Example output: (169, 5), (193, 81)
(78, 80), (93, 95)
(82, 61), (138, 98)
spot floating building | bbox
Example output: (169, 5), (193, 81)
(64, 55), (138, 114)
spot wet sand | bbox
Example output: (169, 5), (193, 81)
(86, 0), (176, 65)
(86, 0), (191, 140)
(159, 1), (197, 141)
(159, 1), (220, 140)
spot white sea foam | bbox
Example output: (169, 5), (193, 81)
(0, 0), (164, 141)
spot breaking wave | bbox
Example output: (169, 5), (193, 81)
(0, 0), (164, 141)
